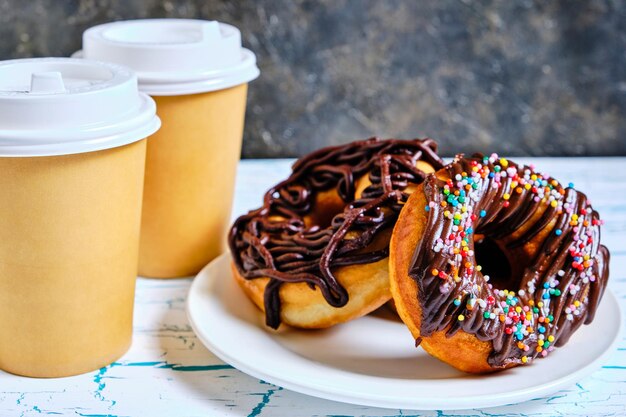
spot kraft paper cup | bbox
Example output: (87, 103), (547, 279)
(0, 58), (160, 377)
(0, 140), (147, 377)
(140, 85), (248, 276)
(78, 19), (259, 277)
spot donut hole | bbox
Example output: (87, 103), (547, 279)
(304, 174), (374, 230)
(474, 236), (515, 291)
(303, 188), (347, 229)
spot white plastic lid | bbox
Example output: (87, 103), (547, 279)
(78, 19), (260, 96)
(0, 58), (160, 157)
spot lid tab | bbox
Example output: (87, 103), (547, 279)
(30, 72), (66, 94)
(201, 21), (221, 41)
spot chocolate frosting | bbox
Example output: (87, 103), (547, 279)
(409, 154), (610, 368)
(229, 138), (444, 328)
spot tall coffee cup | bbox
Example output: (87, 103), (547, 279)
(0, 58), (160, 377)
(79, 19), (260, 277)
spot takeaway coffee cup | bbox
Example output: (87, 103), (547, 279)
(78, 19), (260, 278)
(0, 58), (160, 377)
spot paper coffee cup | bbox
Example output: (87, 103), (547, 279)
(78, 19), (260, 278)
(0, 58), (160, 377)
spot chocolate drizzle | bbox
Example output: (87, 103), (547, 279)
(409, 155), (610, 368)
(229, 138), (444, 328)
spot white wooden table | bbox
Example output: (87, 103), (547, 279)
(1, 157), (625, 417)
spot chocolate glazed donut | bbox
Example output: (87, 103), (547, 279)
(390, 154), (610, 372)
(229, 138), (444, 329)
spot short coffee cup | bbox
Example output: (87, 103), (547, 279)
(0, 58), (160, 377)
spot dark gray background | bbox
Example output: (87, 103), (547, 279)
(1, 0), (625, 157)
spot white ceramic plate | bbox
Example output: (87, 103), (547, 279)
(186, 253), (622, 410)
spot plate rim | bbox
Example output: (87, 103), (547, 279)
(186, 252), (623, 410)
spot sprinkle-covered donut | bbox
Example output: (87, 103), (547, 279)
(389, 154), (610, 373)
(229, 138), (444, 329)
